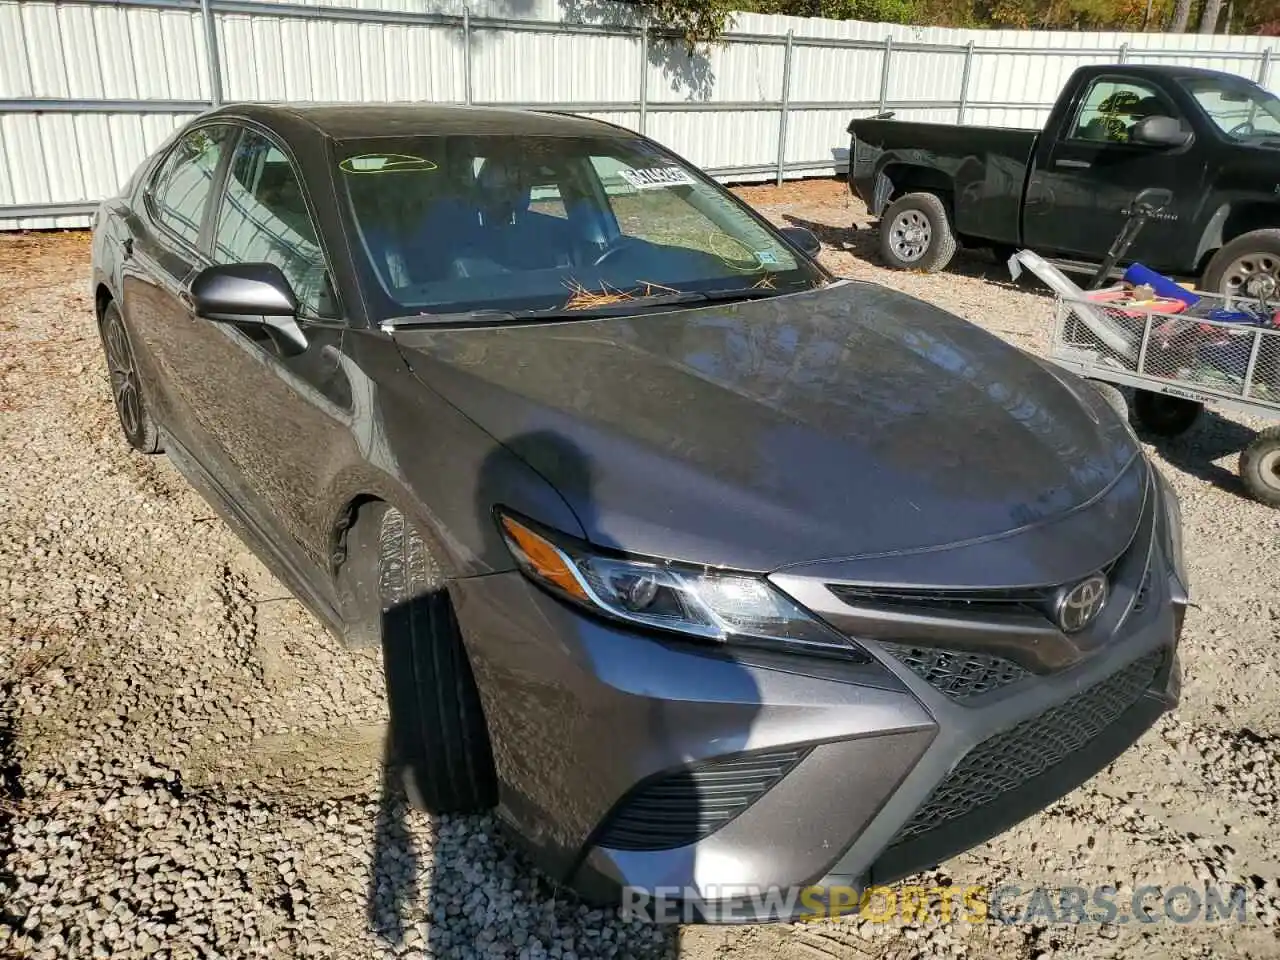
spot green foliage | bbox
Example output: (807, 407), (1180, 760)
(635, 0), (1276, 43)
(636, 0), (738, 45)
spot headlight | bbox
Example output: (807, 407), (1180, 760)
(1155, 469), (1188, 594)
(497, 512), (864, 660)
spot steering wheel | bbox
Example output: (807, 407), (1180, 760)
(1228, 120), (1255, 138)
(592, 237), (630, 268)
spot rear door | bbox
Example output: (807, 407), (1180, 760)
(122, 123), (236, 458)
(1023, 75), (1204, 269)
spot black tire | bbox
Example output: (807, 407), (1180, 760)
(1086, 380), (1129, 422)
(99, 301), (162, 454)
(376, 504), (497, 813)
(878, 192), (957, 273)
(1202, 229), (1280, 298)
(1131, 389), (1203, 437)
(1240, 426), (1280, 509)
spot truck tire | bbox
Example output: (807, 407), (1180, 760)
(1202, 229), (1280, 299)
(1132, 389), (1203, 437)
(1240, 426), (1280, 508)
(376, 503), (498, 813)
(879, 192), (957, 273)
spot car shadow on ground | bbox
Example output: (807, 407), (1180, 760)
(779, 212), (1023, 286)
(1135, 405), (1260, 501)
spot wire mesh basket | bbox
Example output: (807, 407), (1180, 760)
(1051, 289), (1280, 414)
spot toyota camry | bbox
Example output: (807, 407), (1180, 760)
(90, 103), (1187, 921)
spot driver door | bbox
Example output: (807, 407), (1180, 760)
(1024, 75), (1204, 271)
(183, 126), (357, 577)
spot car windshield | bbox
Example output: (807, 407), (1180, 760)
(1180, 76), (1280, 141)
(336, 134), (823, 321)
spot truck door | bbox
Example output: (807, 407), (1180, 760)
(1024, 75), (1203, 271)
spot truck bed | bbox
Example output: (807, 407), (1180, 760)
(848, 119), (1039, 248)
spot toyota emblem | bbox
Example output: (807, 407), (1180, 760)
(1054, 574), (1109, 633)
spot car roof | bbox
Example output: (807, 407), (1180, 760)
(205, 102), (630, 145)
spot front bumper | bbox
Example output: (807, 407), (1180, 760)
(450, 553), (1182, 923)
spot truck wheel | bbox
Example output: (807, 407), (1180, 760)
(1132, 389), (1203, 437)
(1202, 229), (1280, 299)
(879, 192), (957, 273)
(1240, 426), (1280, 508)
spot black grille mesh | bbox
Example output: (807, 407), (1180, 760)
(878, 642), (1029, 700)
(891, 650), (1162, 844)
(595, 747), (808, 851)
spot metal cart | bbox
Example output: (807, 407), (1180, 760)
(1049, 289), (1280, 508)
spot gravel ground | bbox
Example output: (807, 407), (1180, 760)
(2, 180), (1279, 960)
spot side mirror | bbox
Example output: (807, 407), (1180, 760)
(189, 262), (307, 352)
(780, 225), (822, 259)
(1131, 116), (1191, 149)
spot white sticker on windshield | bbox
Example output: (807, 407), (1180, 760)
(619, 166), (696, 190)
(756, 250), (779, 265)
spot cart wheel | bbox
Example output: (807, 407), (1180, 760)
(1240, 426), (1280, 508)
(1132, 390), (1203, 437)
(1086, 380), (1128, 421)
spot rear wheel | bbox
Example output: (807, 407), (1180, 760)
(879, 192), (957, 273)
(1240, 426), (1280, 508)
(99, 301), (162, 454)
(376, 503), (497, 813)
(1132, 389), (1203, 437)
(1202, 229), (1280, 299)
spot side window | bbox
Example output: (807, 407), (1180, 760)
(1070, 79), (1179, 144)
(149, 126), (231, 245)
(213, 130), (334, 317)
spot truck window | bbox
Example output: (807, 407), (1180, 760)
(1070, 79), (1178, 144)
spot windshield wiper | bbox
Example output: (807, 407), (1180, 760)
(380, 286), (786, 331)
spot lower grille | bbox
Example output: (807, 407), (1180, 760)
(595, 747), (808, 851)
(878, 642), (1028, 700)
(890, 650), (1162, 844)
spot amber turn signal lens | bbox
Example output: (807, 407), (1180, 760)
(499, 515), (591, 602)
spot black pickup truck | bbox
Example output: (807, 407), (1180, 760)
(848, 63), (1280, 296)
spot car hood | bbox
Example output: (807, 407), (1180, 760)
(392, 282), (1143, 577)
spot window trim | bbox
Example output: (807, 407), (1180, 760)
(207, 120), (344, 322)
(1063, 74), (1185, 149)
(142, 121), (236, 255)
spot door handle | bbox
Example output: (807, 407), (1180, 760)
(121, 237), (133, 260)
(1054, 158), (1092, 169)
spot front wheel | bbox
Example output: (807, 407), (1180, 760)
(1132, 390), (1203, 438)
(376, 503), (498, 813)
(1240, 426), (1280, 508)
(878, 192), (957, 273)
(1202, 229), (1280, 299)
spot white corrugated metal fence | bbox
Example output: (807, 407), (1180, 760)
(1, 0), (1276, 229)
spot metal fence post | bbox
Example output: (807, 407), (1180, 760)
(956, 39), (974, 124)
(199, 0), (223, 107)
(776, 30), (794, 187)
(878, 35), (893, 114)
(463, 6), (473, 105)
(1118, 41), (1128, 63)
(1259, 47), (1273, 86)
(638, 24), (648, 135)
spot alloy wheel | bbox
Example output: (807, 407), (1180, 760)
(888, 210), (932, 263)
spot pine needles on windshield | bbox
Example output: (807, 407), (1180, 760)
(562, 279), (679, 310)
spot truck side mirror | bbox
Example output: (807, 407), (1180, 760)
(1131, 116), (1191, 149)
